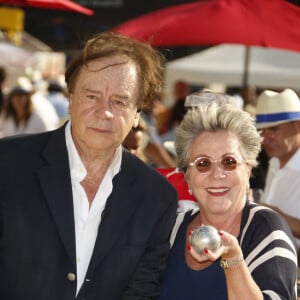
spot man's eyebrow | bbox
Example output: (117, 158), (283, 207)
(113, 94), (130, 100)
(81, 88), (101, 94)
(82, 88), (130, 100)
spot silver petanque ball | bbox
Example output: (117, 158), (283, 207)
(189, 225), (221, 255)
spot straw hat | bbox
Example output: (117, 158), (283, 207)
(255, 88), (300, 129)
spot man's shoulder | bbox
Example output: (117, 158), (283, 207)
(0, 130), (49, 145)
(0, 127), (64, 157)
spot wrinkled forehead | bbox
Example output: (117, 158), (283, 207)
(84, 55), (136, 73)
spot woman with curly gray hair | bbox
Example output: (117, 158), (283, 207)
(159, 93), (297, 300)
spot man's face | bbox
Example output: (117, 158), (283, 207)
(261, 121), (300, 167)
(68, 55), (140, 155)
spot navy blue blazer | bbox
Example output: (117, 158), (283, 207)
(0, 124), (178, 300)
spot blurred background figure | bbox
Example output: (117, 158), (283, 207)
(17, 76), (60, 131)
(225, 86), (269, 202)
(141, 99), (176, 168)
(0, 85), (48, 137)
(123, 117), (149, 163)
(249, 148), (269, 202)
(160, 80), (191, 143)
(46, 80), (69, 124)
(241, 85), (259, 116)
(0, 66), (7, 115)
(256, 88), (300, 257)
(225, 86), (244, 110)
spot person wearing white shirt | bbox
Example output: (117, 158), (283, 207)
(0, 86), (48, 137)
(0, 31), (177, 300)
(256, 88), (300, 255)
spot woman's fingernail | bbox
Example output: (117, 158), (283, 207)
(204, 248), (208, 254)
(218, 230), (224, 236)
(188, 230), (192, 236)
(187, 245), (191, 251)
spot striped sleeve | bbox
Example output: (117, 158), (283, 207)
(240, 204), (298, 300)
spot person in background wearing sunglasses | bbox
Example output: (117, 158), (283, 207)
(159, 94), (297, 300)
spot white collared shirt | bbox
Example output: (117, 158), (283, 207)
(65, 122), (122, 295)
(262, 148), (300, 248)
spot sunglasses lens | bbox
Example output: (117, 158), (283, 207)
(221, 156), (238, 171)
(195, 158), (212, 173)
(191, 156), (240, 173)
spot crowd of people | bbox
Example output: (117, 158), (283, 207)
(0, 30), (299, 299)
(0, 68), (69, 138)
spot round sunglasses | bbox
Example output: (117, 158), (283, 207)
(188, 155), (246, 173)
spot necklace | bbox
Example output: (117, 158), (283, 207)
(198, 210), (242, 235)
(224, 212), (241, 234)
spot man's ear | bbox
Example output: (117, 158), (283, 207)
(133, 112), (140, 128)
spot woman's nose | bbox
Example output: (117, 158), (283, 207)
(210, 162), (226, 179)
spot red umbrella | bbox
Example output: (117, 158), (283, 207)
(112, 0), (300, 53)
(0, 0), (94, 15)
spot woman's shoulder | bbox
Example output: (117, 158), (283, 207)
(243, 202), (290, 230)
(170, 209), (199, 247)
(240, 202), (297, 255)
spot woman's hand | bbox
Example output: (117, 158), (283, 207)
(188, 229), (243, 262)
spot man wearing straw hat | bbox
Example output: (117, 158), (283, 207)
(256, 88), (300, 255)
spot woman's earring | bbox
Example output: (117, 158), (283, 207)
(188, 188), (193, 195)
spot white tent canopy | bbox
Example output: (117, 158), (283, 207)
(163, 44), (300, 106)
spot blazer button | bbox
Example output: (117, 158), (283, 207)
(67, 272), (76, 282)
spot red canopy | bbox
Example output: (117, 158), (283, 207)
(112, 0), (300, 53)
(0, 0), (94, 15)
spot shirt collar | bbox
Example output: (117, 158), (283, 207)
(269, 147), (300, 172)
(285, 148), (300, 171)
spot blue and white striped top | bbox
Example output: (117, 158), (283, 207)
(159, 202), (297, 300)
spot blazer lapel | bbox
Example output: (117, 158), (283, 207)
(37, 126), (76, 267)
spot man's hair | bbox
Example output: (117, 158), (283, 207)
(65, 31), (166, 110)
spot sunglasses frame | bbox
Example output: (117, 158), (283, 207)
(188, 155), (246, 174)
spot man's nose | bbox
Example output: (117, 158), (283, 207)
(94, 99), (114, 117)
(261, 128), (274, 140)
